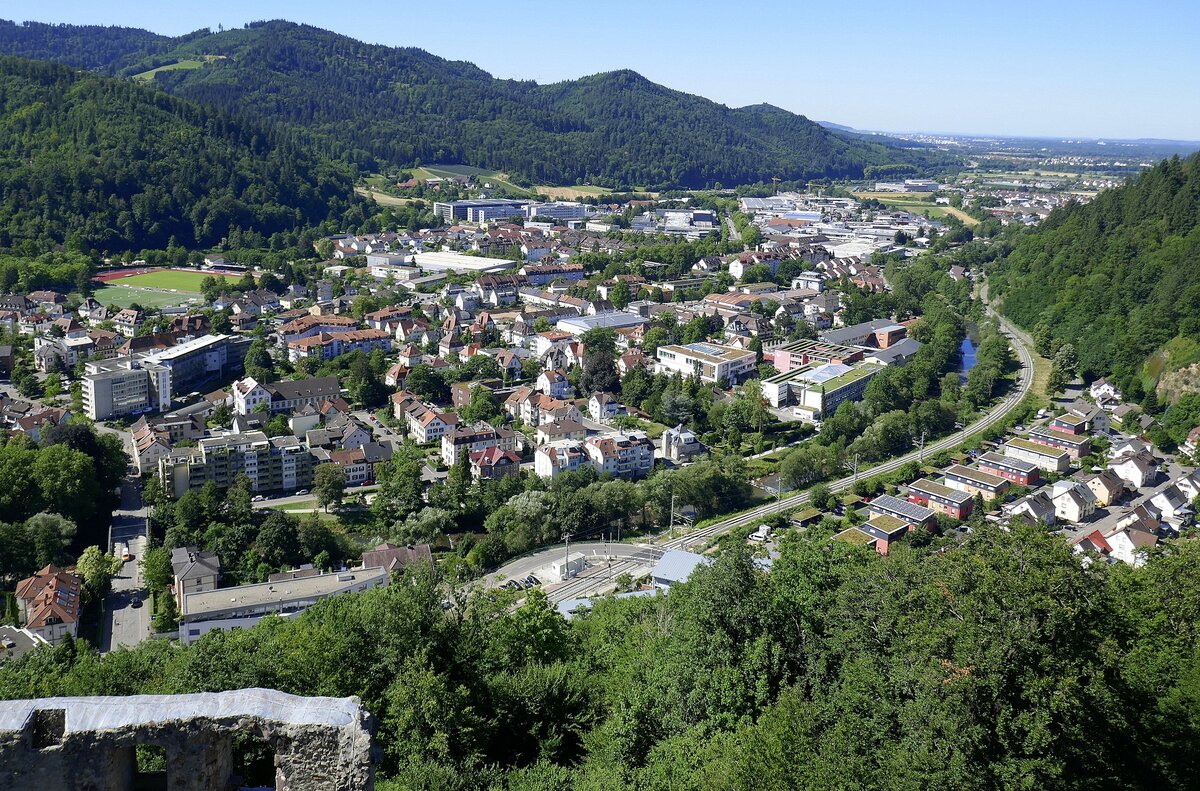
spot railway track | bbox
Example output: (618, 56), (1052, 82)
(661, 306), (1035, 552)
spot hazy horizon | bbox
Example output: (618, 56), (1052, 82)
(5, 0), (1199, 141)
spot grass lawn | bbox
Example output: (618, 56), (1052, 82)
(93, 284), (201, 309)
(116, 269), (211, 290)
(355, 186), (418, 206)
(132, 60), (206, 81)
(534, 184), (611, 199)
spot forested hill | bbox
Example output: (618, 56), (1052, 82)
(0, 19), (952, 189)
(989, 153), (1200, 391)
(0, 55), (360, 253)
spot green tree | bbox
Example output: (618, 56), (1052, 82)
(140, 546), (174, 593)
(76, 545), (122, 598)
(314, 464), (347, 513)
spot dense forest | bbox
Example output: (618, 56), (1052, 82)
(989, 153), (1200, 392)
(0, 20), (954, 189)
(0, 55), (360, 253)
(3, 525), (1200, 789)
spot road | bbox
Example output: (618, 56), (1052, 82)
(724, 212), (742, 242)
(660, 296), (1035, 552)
(101, 478), (151, 652)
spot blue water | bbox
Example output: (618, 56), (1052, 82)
(958, 336), (977, 381)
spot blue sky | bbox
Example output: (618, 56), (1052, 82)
(6, 0), (1198, 140)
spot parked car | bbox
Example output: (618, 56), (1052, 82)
(251, 495), (265, 502)
(296, 489), (309, 496)
(130, 597), (143, 609)
(526, 575), (540, 586)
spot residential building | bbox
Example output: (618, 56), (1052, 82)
(360, 542), (433, 573)
(442, 423), (503, 466)
(469, 447), (522, 480)
(158, 431), (315, 497)
(661, 423), (703, 462)
(408, 408), (459, 444)
(1004, 491), (1057, 526)
(907, 478), (975, 520)
(588, 392), (625, 422)
(1003, 438), (1071, 473)
(976, 452), (1040, 486)
(535, 440), (589, 479)
(868, 494), (934, 528)
(233, 376), (342, 415)
(536, 419), (588, 445)
(287, 329), (392, 362)
(1051, 481), (1098, 524)
(1084, 469), (1126, 507)
(536, 369), (573, 399)
(1028, 427), (1091, 459)
(1049, 412), (1090, 435)
(1109, 451), (1157, 490)
(942, 464), (1010, 500)
(1149, 486), (1194, 529)
(848, 514), (910, 555)
(180, 566), (389, 645)
(14, 566), (81, 645)
(170, 547), (221, 604)
(584, 431), (655, 479)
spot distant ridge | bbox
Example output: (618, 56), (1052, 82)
(0, 19), (955, 190)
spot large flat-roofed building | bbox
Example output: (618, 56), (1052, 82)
(655, 342), (757, 386)
(432, 199), (530, 223)
(820, 319), (907, 350)
(180, 566), (389, 645)
(1004, 438), (1071, 473)
(768, 361), (883, 418)
(158, 430), (315, 497)
(411, 251), (518, 274)
(524, 201), (589, 221)
(81, 334), (248, 420)
(556, 311), (649, 335)
(767, 338), (864, 374)
(82, 360), (167, 420)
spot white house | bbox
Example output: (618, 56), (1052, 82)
(534, 440), (589, 479)
(1108, 451), (1157, 490)
(1050, 481), (1098, 524)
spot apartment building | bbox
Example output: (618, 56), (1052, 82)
(534, 440), (589, 479)
(158, 431), (315, 497)
(584, 432), (654, 479)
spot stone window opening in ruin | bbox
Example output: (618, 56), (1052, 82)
(134, 743), (168, 790)
(232, 729), (281, 790)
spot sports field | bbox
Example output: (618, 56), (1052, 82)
(92, 284), (202, 309)
(108, 270), (211, 290)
